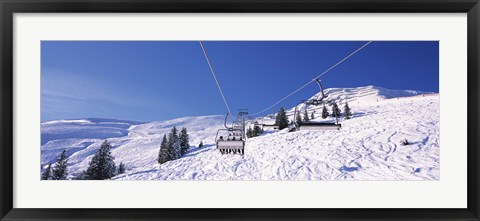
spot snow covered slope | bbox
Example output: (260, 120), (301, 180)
(41, 86), (439, 180)
(263, 85), (430, 125)
(41, 115), (226, 177)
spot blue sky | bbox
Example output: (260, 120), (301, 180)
(41, 41), (438, 122)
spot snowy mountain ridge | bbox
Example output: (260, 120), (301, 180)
(273, 85), (430, 122)
(315, 85), (429, 104)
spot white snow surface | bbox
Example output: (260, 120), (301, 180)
(41, 86), (439, 180)
(321, 85), (427, 104)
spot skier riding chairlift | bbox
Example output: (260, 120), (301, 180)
(215, 112), (247, 155)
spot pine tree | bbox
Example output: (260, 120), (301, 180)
(331, 102), (341, 118)
(167, 126), (181, 160)
(158, 134), (169, 164)
(179, 127), (190, 155)
(344, 102), (352, 119)
(198, 141), (203, 148)
(311, 112), (315, 119)
(246, 127), (253, 138)
(41, 163), (52, 180)
(85, 140), (117, 180)
(52, 149), (68, 180)
(303, 109), (310, 123)
(253, 125), (262, 136)
(275, 107), (289, 130)
(322, 106), (329, 119)
(117, 162), (126, 174)
(295, 111), (303, 127)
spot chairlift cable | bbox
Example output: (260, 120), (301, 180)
(252, 41), (373, 116)
(315, 41), (372, 79)
(252, 80), (313, 116)
(199, 41), (233, 116)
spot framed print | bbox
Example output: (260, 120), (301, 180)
(1, 0), (479, 220)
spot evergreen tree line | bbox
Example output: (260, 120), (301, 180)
(158, 126), (190, 164)
(273, 102), (353, 129)
(329, 102), (352, 119)
(42, 140), (126, 180)
(295, 109), (312, 127)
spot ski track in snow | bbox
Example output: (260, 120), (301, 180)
(41, 87), (439, 181)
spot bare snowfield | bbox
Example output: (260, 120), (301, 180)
(41, 86), (440, 180)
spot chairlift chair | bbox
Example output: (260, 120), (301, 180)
(253, 123), (278, 131)
(215, 111), (248, 155)
(253, 116), (278, 130)
(292, 79), (341, 131)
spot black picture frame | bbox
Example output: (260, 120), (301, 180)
(1, 0), (479, 220)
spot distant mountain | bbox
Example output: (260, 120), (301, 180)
(41, 118), (143, 145)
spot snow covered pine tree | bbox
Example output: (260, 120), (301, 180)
(253, 125), (262, 137)
(303, 109), (310, 123)
(179, 127), (190, 155)
(158, 134), (170, 164)
(246, 127), (253, 138)
(344, 102), (352, 119)
(331, 102), (341, 117)
(41, 163), (52, 180)
(295, 111), (303, 127)
(167, 126), (181, 160)
(51, 149), (68, 180)
(322, 106), (329, 119)
(275, 107), (289, 130)
(85, 140), (117, 180)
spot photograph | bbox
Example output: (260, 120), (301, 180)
(2, 0), (477, 219)
(40, 41), (439, 181)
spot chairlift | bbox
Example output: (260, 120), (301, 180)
(292, 79), (341, 131)
(253, 116), (278, 131)
(254, 123), (279, 131)
(215, 110), (248, 155)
